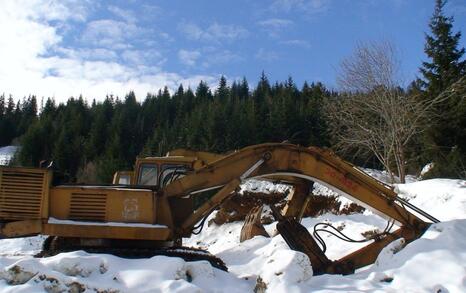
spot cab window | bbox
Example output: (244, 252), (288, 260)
(118, 174), (131, 185)
(138, 164), (158, 186)
(160, 164), (189, 187)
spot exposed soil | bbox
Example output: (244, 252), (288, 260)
(212, 189), (365, 225)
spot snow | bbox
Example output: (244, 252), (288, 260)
(0, 174), (465, 292)
(395, 179), (466, 221)
(0, 146), (18, 165)
(0, 252), (250, 292)
(420, 162), (434, 177)
(239, 178), (290, 194)
(359, 167), (418, 184)
(48, 217), (167, 228)
(0, 236), (46, 257)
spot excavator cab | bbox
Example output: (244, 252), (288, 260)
(133, 157), (196, 187)
(112, 157), (198, 186)
(112, 171), (133, 185)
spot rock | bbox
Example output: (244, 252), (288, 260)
(374, 238), (406, 268)
(67, 281), (86, 293)
(254, 276), (267, 293)
(42, 276), (66, 293)
(1, 263), (38, 285)
(186, 261), (215, 280)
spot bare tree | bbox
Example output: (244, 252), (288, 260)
(327, 41), (440, 183)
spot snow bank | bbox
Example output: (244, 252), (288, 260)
(395, 179), (466, 221)
(0, 251), (251, 292)
(187, 178), (466, 292)
(360, 167), (418, 184)
(301, 220), (466, 293)
(365, 220), (466, 292)
(0, 236), (45, 257)
(0, 146), (18, 165)
(239, 178), (290, 194)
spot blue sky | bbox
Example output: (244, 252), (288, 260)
(0, 0), (465, 102)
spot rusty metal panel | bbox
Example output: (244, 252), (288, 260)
(0, 219), (42, 237)
(43, 222), (171, 240)
(69, 192), (107, 221)
(0, 167), (50, 220)
(50, 186), (156, 224)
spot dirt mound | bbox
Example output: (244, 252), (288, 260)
(212, 188), (364, 226)
(212, 190), (288, 225)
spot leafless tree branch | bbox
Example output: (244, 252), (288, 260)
(326, 41), (446, 183)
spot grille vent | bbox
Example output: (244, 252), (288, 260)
(69, 192), (107, 221)
(0, 168), (47, 220)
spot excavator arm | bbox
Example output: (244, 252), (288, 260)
(162, 143), (436, 274)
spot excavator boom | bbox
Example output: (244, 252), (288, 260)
(163, 143), (428, 228)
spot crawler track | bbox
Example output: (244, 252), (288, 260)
(37, 236), (228, 271)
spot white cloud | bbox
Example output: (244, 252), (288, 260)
(281, 39), (311, 48)
(270, 0), (330, 15)
(178, 48), (243, 68)
(258, 18), (293, 28)
(178, 22), (249, 42)
(121, 50), (164, 66)
(5, 0), (91, 22)
(140, 4), (163, 20)
(0, 0), (215, 102)
(257, 18), (293, 37)
(179, 23), (203, 40)
(58, 48), (119, 61)
(108, 5), (137, 23)
(202, 50), (243, 67)
(81, 19), (139, 49)
(178, 50), (201, 66)
(255, 48), (279, 61)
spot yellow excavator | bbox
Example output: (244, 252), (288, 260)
(0, 143), (439, 274)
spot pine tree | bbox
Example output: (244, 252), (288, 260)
(0, 95), (5, 146)
(0, 94), (4, 118)
(239, 77), (249, 100)
(420, 0), (465, 98)
(253, 72), (271, 142)
(215, 76), (229, 101)
(0, 97), (17, 146)
(85, 102), (110, 160)
(419, 0), (466, 178)
(423, 76), (466, 178)
(18, 96), (38, 135)
(195, 81), (212, 103)
(6, 96), (14, 115)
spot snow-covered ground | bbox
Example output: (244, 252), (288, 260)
(0, 173), (465, 292)
(0, 146), (18, 165)
(359, 167), (418, 184)
(239, 178), (290, 194)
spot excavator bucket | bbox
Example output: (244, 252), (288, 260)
(275, 218), (335, 275)
(240, 205), (270, 242)
(269, 204), (354, 275)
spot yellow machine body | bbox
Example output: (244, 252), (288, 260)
(0, 143), (434, 274)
